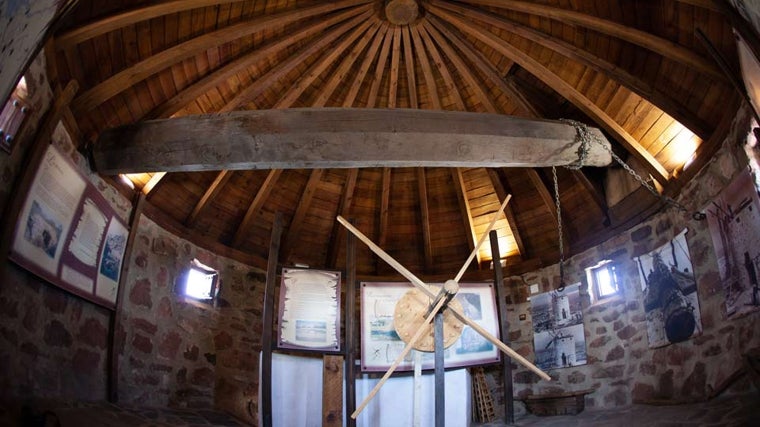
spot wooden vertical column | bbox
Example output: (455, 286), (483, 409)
(489, 230), (514, 424)
(261, 213), (283, 427)
(323, 354), (344, 426)
(434, 312), (445, 427)
(345, 222), (357, 426)
(108, 192), (145, 402)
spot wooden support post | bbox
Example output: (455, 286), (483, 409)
(345, 223), (357, 426)
(108, 192), (145, 402)
(261, 213), (283, 427)
(323, 354), (344, 427)
(490, 230), (514, 424)
(434, 312), (445, 427)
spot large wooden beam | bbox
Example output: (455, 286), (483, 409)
(93, 108), (612, 174)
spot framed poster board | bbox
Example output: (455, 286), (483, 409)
(10, 144), (129, 309)
(360, 282), (500, 372)
(277, 268), (341, 352)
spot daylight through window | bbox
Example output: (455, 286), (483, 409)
(586, 260), (619, 302)
(181, 259), (219, 301)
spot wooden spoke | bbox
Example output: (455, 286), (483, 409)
(327, 169), (358, 268)
(417, 168), (433, 271)
(487, 169), (527, 258)
(282, 170), (324, 262)
(452, 168), (478, 266)
(335, 216), (552, 382)
(378, 168), (392, 249)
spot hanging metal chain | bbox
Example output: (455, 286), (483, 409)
(550, 118), (706, 291)
(552, 166), (566, 292)
(560, 119), (704, 219)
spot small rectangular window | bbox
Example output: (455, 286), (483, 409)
(178, 259), (219, 302)
(586, 260), (619, 302)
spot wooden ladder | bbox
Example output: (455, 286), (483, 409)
(472, 367), (496, 423)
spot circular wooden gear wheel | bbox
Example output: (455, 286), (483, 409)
(393, 288), (464, 352)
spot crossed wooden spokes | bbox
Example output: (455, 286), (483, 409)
(338, 195), (551, 419)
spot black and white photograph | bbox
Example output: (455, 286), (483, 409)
(634, 229), (702, 348)
(24, 200), (62, 259)
(705, 169), (760, 318)
(530, 282), (587, 370)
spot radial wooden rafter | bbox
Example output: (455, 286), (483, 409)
(417, 168), (433, 271)
(282, 169), (324, 263)
(231, 169), (282, 248)
(431, 0), (713, 139)
(220, 8), (373, 112)
(71, 0), (372, 114)
(147, 6), (370, 119)
(185, 170), (234, 226)
(452, 0), (723, 80)
(430, 4), (671, 184)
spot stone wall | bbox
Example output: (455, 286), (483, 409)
(116, 216), (267, 423)
(489, 106), (760, 416)
(0, 51), (117, 404)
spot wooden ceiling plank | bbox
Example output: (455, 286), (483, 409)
(378, 168), (391, 248)
(431, 1), (712, 139)
(449, 0), (723, 80)
(148, 6), (369, 119)
(432, 6), (671, 184)
(56, 0), (247, 50)
(343, 24), (389, 107)
(221, 10), (373, 112)
(185, 170), (234, 226)
(273, 19), (375, 109)
(487, 168), (526, 258)
(427, 16), (537, 116)
(327, 169), (359, 268)
(231, 169), (283, 248)
(451, 168), (479, 266)
(313, 22), (381, 107)
(72, 0), (372, 114)
(402, 26), (418, 109)
(417, 23), (466, 110)
(388, 27), (402, 108)
(366, 26), (395, 108)
(410, 26), (442, 109)
(421, 20), (497, 113)
(282, 169), (324, 262)
(417, 168), (434, 271)
(94, 108), (613, 174)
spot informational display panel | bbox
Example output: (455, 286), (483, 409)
(10, 144), (128, 309)
(277, 268), (341, 352)
(360, 282), (499, 372)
